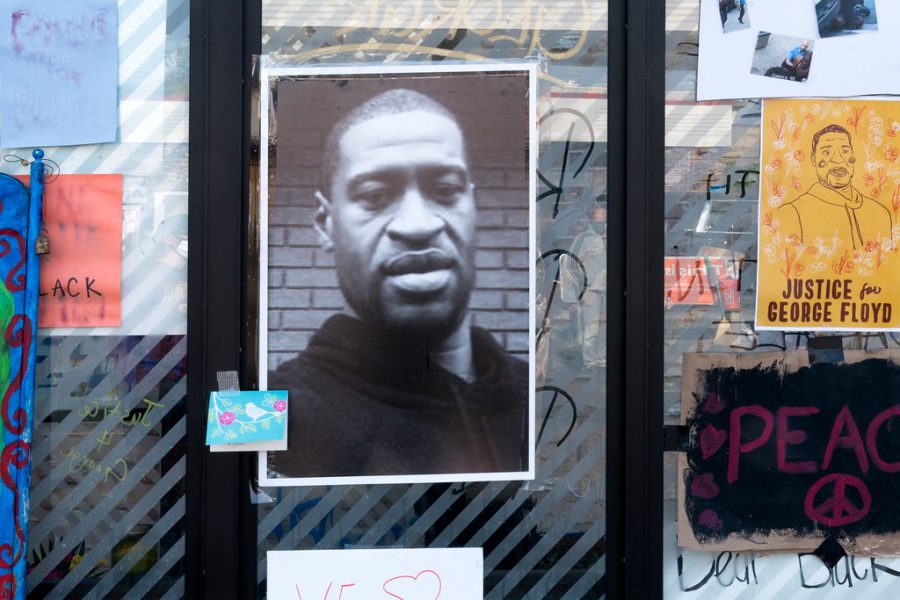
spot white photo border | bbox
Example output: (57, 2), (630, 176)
(257, 61), (538, 487)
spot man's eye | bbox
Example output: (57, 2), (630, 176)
(428, 183), (464, 203)
(353, 188), (392, 208)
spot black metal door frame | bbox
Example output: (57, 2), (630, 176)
(607, 0), (665, 597)
(187, 0), (260, 598)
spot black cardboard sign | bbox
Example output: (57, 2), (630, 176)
(678, 350), (900, 554)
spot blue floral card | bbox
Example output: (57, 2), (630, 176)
(206, 390), (288, 451)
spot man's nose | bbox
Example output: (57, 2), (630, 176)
(386, 185), (444, 242)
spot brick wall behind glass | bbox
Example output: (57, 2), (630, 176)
(267, 73), (531, 370)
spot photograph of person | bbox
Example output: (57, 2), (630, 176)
(778, 123), (892, 250)
(719, 0), (751, 33)
(257, 64), (536, 486)
(751, 34), (815, 82)
(815, 0), (877, 37)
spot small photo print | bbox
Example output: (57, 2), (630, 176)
(751, 33), (815, 83)
(720, 0), (751, 33)
(816, 0), (878, 37)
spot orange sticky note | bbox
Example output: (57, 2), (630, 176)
(27, 174), (123, 328)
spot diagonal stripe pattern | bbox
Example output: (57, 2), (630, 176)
(25, 0), (190, 596)
(257, 8), (608, 597)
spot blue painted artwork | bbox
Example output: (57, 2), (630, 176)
(0, 150), (44, 599)
(206, 390), (288, 446)
(0, 2), (118, 147)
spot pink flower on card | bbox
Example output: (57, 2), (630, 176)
(273, 400), (287, 413)
(219, 411), (236, 426)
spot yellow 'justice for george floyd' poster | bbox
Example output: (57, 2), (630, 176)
(757, 99), (900, 331)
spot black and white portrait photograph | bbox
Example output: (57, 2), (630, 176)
(257, 63), (537, 486)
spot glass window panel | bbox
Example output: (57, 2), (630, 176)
(258, 1), (608, 597)
(662, 0), (900, 597)
(26, 0), (190, 597)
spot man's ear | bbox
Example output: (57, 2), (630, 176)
(313, 191), (334, 252)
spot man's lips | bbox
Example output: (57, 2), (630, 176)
(829, 167), (849, 177)
(383, 250), (456, 275)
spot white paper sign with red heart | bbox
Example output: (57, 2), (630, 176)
(267, 548), (483, 600)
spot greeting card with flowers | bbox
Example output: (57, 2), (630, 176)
(206, 390), (288, 451)
(757, 98), (900, 331)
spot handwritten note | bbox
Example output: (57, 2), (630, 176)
(679, 350), (900, 554)
(664, 502), (900, 597)
(28, 174), (122, 328)
(0, 0), (118, 147)
(267, 548), (483, 600)
(61, 396), (167, 487)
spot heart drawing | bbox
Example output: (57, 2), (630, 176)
(699, 424), (727, 459)
(703, 391), (727, 415)
(382, 570), (442, 600)
(690, 472), (720, 500)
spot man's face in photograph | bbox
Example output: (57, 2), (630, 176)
(321, 109), (477, 338)
(814, 131), (855, 190)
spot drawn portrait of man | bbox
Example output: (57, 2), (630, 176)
(259, 66), (535, 485)
(779, 124), (892, 250)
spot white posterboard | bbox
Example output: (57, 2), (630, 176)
(267, 548), (483, 599)
(698, 0), (900, 100)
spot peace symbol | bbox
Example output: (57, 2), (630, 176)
(804, 473), (871, 527)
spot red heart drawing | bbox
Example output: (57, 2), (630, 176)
(699, 424), (727, 459)
(703, 392), (727, 415)
(690, 472), (720, 499)
(383, 570), (442, 600)
(698, 509), (724, 531)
